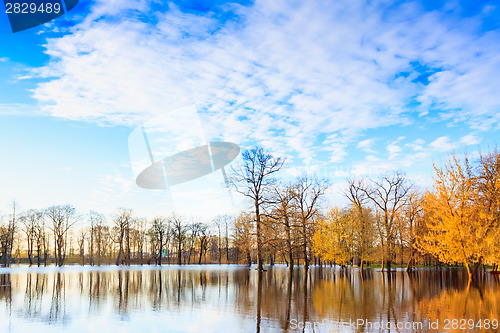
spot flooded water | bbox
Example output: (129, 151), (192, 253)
(0, 265), (499, 332)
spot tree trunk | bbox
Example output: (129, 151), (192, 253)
(465, 262), (472, 280)
(177, 242), (182, 265)
(406, 250), (414, 273)
(90, 228), (94, 266)
(27, 239), (33, 266)
(225, 224), (229, 264)
(255, 201), (264, 271)
(302, 219), (309, 270)
(198, 243), (204, 265)
(116, 244), (122, 266)
(158, 234), (163, 266)
(286, 215), (294, 271)
(246, 249), (252, 267)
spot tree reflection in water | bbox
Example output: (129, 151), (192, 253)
(0, 266), (499, 332)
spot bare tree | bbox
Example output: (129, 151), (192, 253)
(134, 218), (147, 265)
(198, 223), (210, 264)
(0, 201), (18, 267)
(88, 211), (104, 266)
(214, 217), (223, 264)
(229, 146), (285, 270)
(8, 200), (17, 266)
(170, 215), (186, 265)
(93, 217), (107, 266)
(224, 217), (231, 264)
(113, 209), (133, 266)
(269, 184), (296, 270)
(19, 209), (43, 266)
(35, 213), (47, 266)
(0, 218), (14, 267)
(400, 190), (423, 272)
(46, 205), (78, 267)
(77, 229), (86, 265)
(293, 175), (328, 270)
(187, 222), (203, 264)
(359, 172), (411, 271)
(150, 217), (169, 265)
(344, 179), (376, 271)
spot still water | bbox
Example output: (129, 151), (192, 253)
(0, 265), (499, 332)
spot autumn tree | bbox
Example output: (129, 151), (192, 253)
(419, 153), (500, 279)
(312, 208), (351, 266)
(233, 212), (254, 266)
(229, 146), (285, 271)
(476, 150), (500, 269)
(344, 179), (376, 270)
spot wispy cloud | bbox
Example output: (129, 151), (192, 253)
(357, 139), (377, 154)
(31, 0), (500, 168)
(429, 136), (454, 153)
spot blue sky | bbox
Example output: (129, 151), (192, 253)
(0, 0), (499, 219)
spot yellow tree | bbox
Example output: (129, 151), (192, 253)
(344, 179), (376, 270)
(233, 212), (255, 266)
(312, 208), (350, 266)
(418, 154), (487, 279)
(476, 150), (500, 270)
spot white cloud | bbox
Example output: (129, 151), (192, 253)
(405, 138), (425, 151)
(460, 134), (481, 146)
(25, 0), (500, 199)
(34, 0), (498, 158)
(429, 136), (454, 152)
(429, 134), (481, 153)
(357, 139), (376, 153)
(387, 142), (402, 158)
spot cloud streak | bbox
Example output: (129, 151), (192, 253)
(31, 0), (500, 167)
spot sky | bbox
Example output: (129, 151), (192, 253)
(0, 0), (499, 220)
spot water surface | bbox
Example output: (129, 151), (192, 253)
(0, 265), (499, 332)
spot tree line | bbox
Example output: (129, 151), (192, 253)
(1, 147), (499, 280)
(229, 146), (500, 280)
(0, 205), (236, 267)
